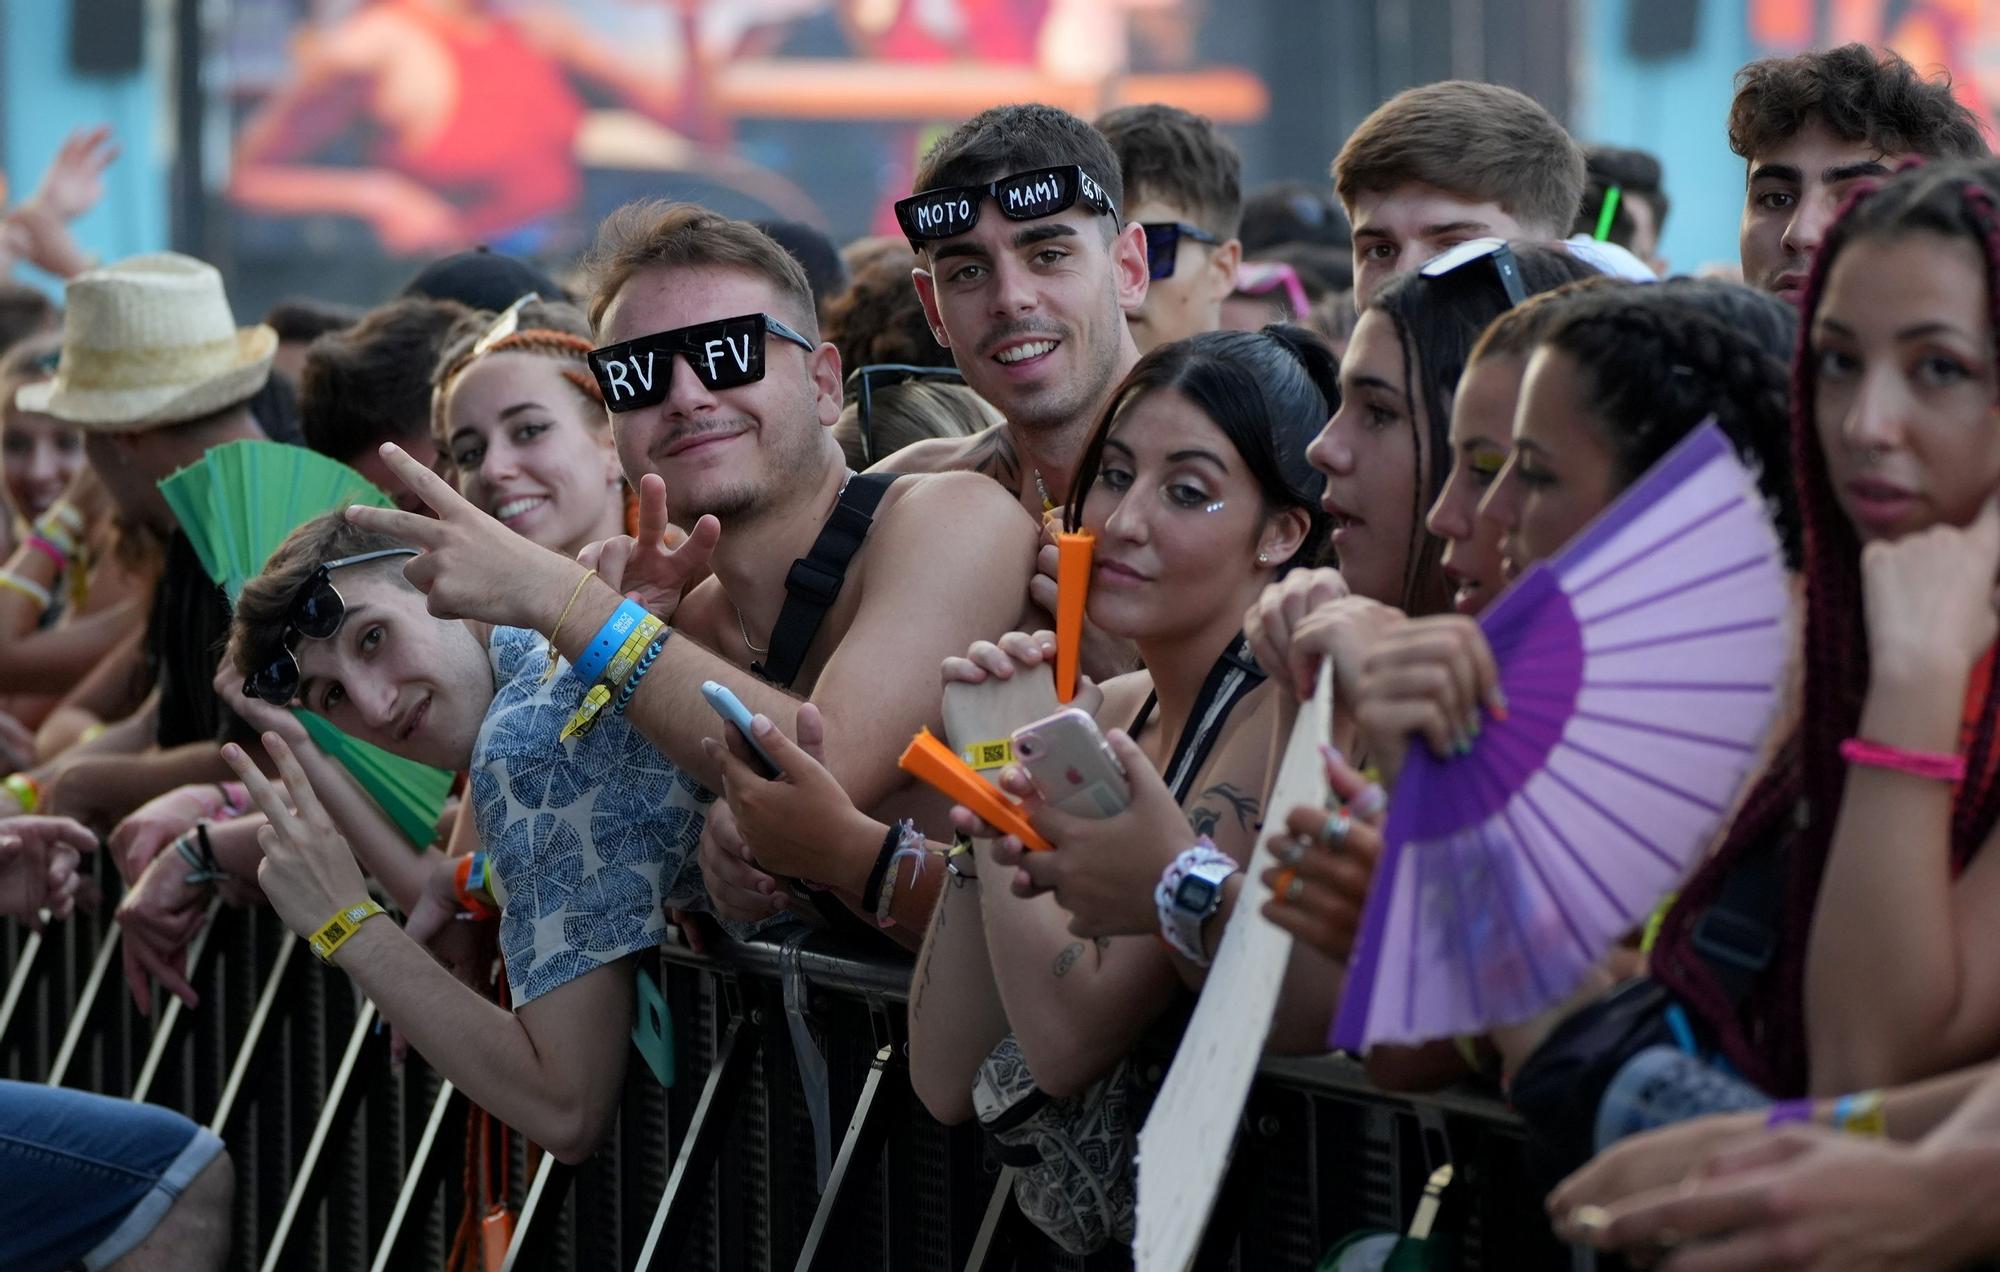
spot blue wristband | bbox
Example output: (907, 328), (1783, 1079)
(573, 599), (650, 684)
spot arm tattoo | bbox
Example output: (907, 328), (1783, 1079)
(1188, 782), (1260, 840)
(1053, 942), (1083, 978)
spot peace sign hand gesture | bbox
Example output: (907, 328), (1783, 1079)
(576, 473), (718, 623)
(345, 443), (597, 631)
(221, 734), (371, 944)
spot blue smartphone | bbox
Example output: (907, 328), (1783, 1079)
(701, 681), (782, 778)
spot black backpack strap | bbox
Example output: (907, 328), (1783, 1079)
(1687, 838), (1787, 1009)
(754, 472), (900, 690)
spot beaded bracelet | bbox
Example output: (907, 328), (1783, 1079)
(612, 632), (670, 715)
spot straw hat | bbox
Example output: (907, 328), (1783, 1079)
(18, 252), (275, 431)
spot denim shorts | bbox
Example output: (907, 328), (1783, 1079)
(0, 1080), (225, 1272)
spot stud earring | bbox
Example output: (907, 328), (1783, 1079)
(1257, 552), (1269, 564)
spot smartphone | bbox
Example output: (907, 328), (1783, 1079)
(1011, 708), (1131, 818)
(701, 681), (782, 778)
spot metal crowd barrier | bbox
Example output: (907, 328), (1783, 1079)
(0, 851), (1566, 1270)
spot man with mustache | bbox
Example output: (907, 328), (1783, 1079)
(1731, 43), (1985, 307)
(348, 203), (1037, 937)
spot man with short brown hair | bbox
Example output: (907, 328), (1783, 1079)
(1729, 43), (1987, 303)
(1334, 80), (1586, 306)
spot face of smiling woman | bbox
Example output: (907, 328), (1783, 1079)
(440, 350), (625, 557)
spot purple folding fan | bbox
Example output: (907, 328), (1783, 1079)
(1331, 422), (1791, 1052)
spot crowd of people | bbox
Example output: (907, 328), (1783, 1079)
(6, 39), (2000, 1271)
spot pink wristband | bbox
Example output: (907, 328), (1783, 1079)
(1839, 737), (1966, 783)
(22, 536), (66, 569)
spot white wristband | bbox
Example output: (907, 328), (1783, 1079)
(1155, 839), (1239, 966)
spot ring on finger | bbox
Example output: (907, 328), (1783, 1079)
(1320, 810), (1353, 849)
(1275, 836), (1307, 867)
(1285, 873), (1307, 905)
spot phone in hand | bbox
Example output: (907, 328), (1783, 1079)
(1011, 708), (1130, 818)
(701, 681), (782, 778)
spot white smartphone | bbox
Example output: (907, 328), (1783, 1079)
(701, 681), (782, 778)
(1011, 708), (1131, 818)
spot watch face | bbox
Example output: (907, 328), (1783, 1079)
(1174, 875), (1219, 912)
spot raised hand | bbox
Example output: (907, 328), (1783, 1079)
(344, 442), (586, 631)
(221, 733), (371, 941)
(27, 126), (117, 222)
(575, 473), (717, 623)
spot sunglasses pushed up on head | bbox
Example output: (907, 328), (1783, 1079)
(894, 164), (1119, 249)
(587, 313), (817, 413)
(242, 549), (420, 705)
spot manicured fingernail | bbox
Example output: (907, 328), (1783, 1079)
(1318, 743), (1344, 769)
(750, 714), (772, 736)
(1468, 717), (1482, 739)
(1454, 731), (1473, 755)
(1489, 687), (1510, 721)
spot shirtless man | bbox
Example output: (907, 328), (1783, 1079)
(871, 102), (1149, 523)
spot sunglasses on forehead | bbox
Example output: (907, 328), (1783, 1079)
(242, 549), (420, 706)
(1418, 237), (1527, 307)
(894, 164), (1119, 249)
(587, 312), (816, 413)
(1141, 222), (1223, 281)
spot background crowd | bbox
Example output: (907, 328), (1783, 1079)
(6, 29), (2000, 1272)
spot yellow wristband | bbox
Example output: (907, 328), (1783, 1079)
(602, 615), (665, 693)
(308, 899), (386, 963)
(560, 683), (615, 742)
(961, 738), (1016, 771)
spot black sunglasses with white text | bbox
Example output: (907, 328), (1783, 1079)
(894, 165), (1118, 249)
(587, 312), (816, 413)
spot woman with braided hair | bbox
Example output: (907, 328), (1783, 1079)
(431, 298), (628, 561)
(1536, 156), (2000, 1270)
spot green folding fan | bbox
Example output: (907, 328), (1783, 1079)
(158, 440), (455, 847)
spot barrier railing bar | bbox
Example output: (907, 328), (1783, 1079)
(257, 999), (378, 1272)
(205, 935), (299, 1132)
(369, 1079), (461, 1272)
(793, 1042), (898, 1272)
(963, 1168), (1018, 1272)
(500, 1152), (576, 1272)
(45, 924), (121, 1088)
(633, 1001), (762, 1271)
(129, 899), (225, 1103)
(0, 926), (43, 1052)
